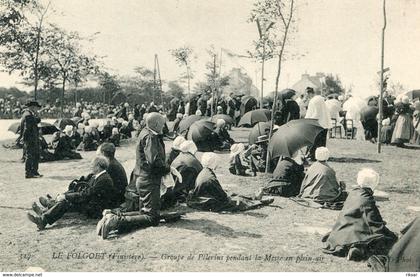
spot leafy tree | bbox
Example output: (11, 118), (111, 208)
(98, 71), (120, 104)
(43, 26), (98, 115)
(170, 46), (194, 99)
(167, 81), (184, 99)
(323, 74), (344, 96)
(0, 1), (52, 100)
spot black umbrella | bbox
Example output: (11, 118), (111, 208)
(240, 96), (258, 116)
(187, 120), (215, 142)
(248, 122), (271, 144)
(268, 119), (323, 159)
(8, 121), (59, 135)
(238, 110), (269, 127)
(360, 106), (379, 122)
(210, 114), (235, 125)
(54, 118), (77, 130)
(178, 115), (207, 134)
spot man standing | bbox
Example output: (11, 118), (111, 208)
(21, 100), (42, 178)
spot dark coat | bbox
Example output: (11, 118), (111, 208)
(65, 172), (120, 218)
(170, 152), (203, 194)
(107, 158), (128, 203)
(322, 187), (397, 256)
(187, 167), (270, 212)
(166, 148), (181, 167)
(77, 133), (97, 151)
(54, 134), (82, 160)
(264, 157), (304, 197)
(21, 109), (40, 145)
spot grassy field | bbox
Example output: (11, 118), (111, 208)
(0, 127), (419, 272)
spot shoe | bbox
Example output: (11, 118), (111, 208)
(27, 212), (47, 230)
(96, 210), (113, 236)
(33, 173), (43, 178)
(39, 196), (55, 208)
(32, 202), (44, 216)
(347, 247), (366, 261)
(261, 197), (275, 205)
(26, 175), (35, 179)
(101, 214), (120, 239)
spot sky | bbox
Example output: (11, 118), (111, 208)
(0, 0), (419, 98)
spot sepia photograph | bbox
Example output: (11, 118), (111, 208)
(0, 0), (419, 274)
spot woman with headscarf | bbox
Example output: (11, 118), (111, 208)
(213, 119), (234, 150)
(322, 168), (397, 261)
(108, 127), (120, 147)
(187, 153), (273, 212)
(160, 140), (203, 209)
(305, 93), (332, 160)
(166, 136), (186, 166)
(77, 126), (98, 151)
(391, 96), (413, 147)
(53, 125), (82, 160)
(298, 147), (346, 209)
(229, 143), (254, 176)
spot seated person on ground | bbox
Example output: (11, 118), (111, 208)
(77, 126), (98, 151)
(167, 136), (186, 167)
(187, 153), (274, 212)
(53, 125), (82, 160)
(108, 127), (120, 146)
(322, 168), (397, 261)
(100, 119), (113, 142)
(71, 126), (82, 147)
(229, 143), (255, 176)
(161, 140), (203, 209)
(38, 128), (56, 162)
(119, 120), (133, 139)
(368, 216), (420, 272)
(297, 147), (347, 208)
(262, 151), (305, 197)
(249, 135), (269, 173)
(27, 156), (120, 230)
(213, 119), (235, 150)
(97, 143), (128, 204)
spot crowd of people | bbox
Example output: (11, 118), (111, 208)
(7, 89), (419, 272)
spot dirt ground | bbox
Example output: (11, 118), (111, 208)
(0, 127), (419, 272)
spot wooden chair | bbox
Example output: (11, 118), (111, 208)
(329, 118), (342, 138)
(345, 119), (354, 139)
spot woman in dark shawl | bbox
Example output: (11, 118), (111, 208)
(322, 168), (397, 261)
(187, 153), (273, 212)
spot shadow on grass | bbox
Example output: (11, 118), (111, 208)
(329, 157), (381, 163)
(166, 218), (262, 238)
(383, 186), (417, 194)
(46, 175), (80, 181)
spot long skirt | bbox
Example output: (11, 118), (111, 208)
(391, 114), (413, 144)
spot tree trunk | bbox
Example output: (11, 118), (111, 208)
(186, 64), (191, 100)
(260, 42), (266, 109)
(61, 78), (66, 118)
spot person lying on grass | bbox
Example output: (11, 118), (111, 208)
(186, 152), (274, 212)
(297, 147), (347, 209)
(322, 168), (397, 261)
(27, 156), (120, 230)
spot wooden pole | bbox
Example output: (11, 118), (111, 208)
(377, 0), (387, 153)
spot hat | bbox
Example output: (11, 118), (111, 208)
(230, 143), (245, 157)
(76, 102), (82, 108)
(124, 103), (129, 108)
(25, 100), (41, 108)
(315, 147), (330, 161)
(77, 123), (85, 129)
(201, 152), (218, 170)
(146, 112), (165, 134)
(64, 125), (74, 133)
(195, 110), (202, 116)
(112, 127), (119, 135)
(122, 121), (129, 127)
(256, 135), (269, 144)
(357, 168), (379, 190)
(338, 95), (344, 101)
(179, 140), (198, 155)
(216, 119), (226, 128)
(402, 95), (410, 104)
(176, 113), (183, 119)
(173, 136), (186, 150)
